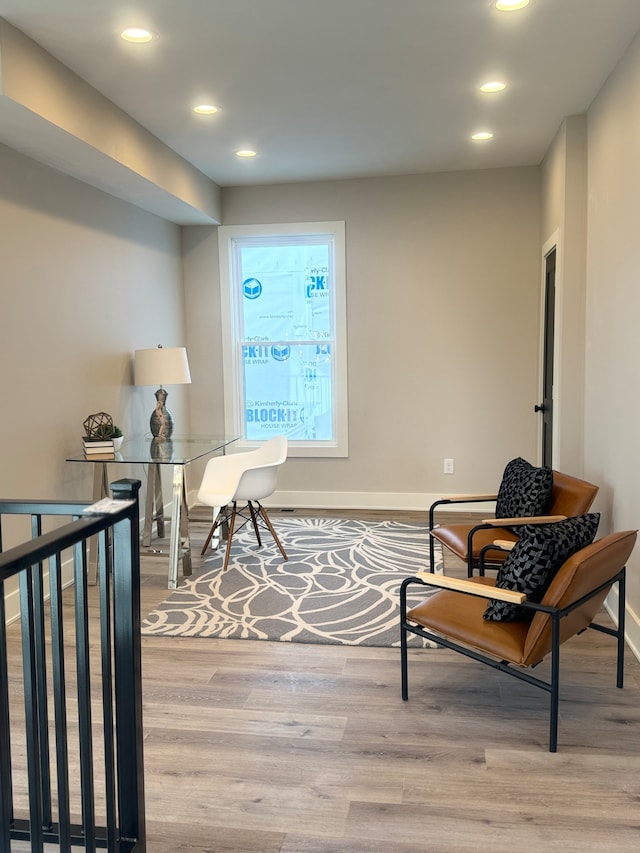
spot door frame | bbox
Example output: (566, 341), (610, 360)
(539, 230), (562, 469)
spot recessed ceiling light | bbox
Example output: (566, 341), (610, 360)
(236, 149), (257, 158)
(495, 0), (530, 10)
(480, 80), (507, 93)
(120, 27), (155, 43)
(193, 104), (220, 115)
(471, 131), (494, 141)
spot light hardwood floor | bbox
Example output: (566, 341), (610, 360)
(9, 510), (640, 851)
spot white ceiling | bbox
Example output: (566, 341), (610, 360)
(1, 0), (640, 189)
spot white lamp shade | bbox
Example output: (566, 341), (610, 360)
(134, 346), (192, 386)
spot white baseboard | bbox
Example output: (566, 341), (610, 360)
(605, 587), (640, 664)
(198, 487), (639, 665)
(187, 488), (495, 513)
(12, 494), (634, 666)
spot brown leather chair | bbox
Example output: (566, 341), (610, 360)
(401, 529), (636, 752)
(429, 469), (599, 576)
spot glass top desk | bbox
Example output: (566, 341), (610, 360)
(67, 435), (239, 588)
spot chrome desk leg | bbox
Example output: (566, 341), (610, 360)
(168, 465), (191, 589)
(143, 463), (165, 547)
(88, 462), (109, 584)
(180, 479), (191, 567)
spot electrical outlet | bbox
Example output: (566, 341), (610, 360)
(443, 458), (455, 474)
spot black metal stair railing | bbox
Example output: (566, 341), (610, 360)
(0, 479), (145, 852)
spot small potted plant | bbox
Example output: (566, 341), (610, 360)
(92, 421), (124, 450)
(110, 425), (124, 451)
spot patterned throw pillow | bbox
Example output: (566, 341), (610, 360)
(495, 457), (553, 521)
(483, 513), (600, 622)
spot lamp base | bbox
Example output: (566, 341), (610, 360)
(150, 388), (174, 439)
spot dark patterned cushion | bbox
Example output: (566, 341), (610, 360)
(495, 457), (553, 522)
(483, 513), (600, 622)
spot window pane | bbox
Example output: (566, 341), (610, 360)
(240, 244), (331, 342)
(219, 221), (347, 457)
(244, 343), (333, 440)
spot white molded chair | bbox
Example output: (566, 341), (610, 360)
(197, 435), (288, 571)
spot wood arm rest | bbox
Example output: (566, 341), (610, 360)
(414, 572), (526, 604)
(492, 539), (516, 551)
(480, 514), (567, 527)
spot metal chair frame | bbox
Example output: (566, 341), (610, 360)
(400, 567), (626, 752)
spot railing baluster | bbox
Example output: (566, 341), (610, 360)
(19, 569), (45, 852)
(31, 513), (53, 832)
(49, 552), (72, 852)
(0, 579), (13, 852)
(111, 480), (145, 851)
(99, 528), (119, 852)
(73, 539), (96, 851)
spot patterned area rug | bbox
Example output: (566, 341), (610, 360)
(141, 517), (443, 647)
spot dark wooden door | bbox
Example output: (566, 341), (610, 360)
(537, 247), (556, 467)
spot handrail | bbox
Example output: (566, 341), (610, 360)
(0, 478), (146, 851)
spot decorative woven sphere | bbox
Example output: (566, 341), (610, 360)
(83, 412), (114, 438)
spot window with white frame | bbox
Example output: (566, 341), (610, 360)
(218, 222), (348, 457)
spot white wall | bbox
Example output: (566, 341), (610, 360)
(0, 142), (188, 531)
(0, 143), (543, 532)
(582, 28), (640, 655)
(184, 166), (543, 509)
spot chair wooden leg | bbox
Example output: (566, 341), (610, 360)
(222, 504), (237, 572)
(257, 504), (288, 561)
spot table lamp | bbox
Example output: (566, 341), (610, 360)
(134, 345), (191, 439)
